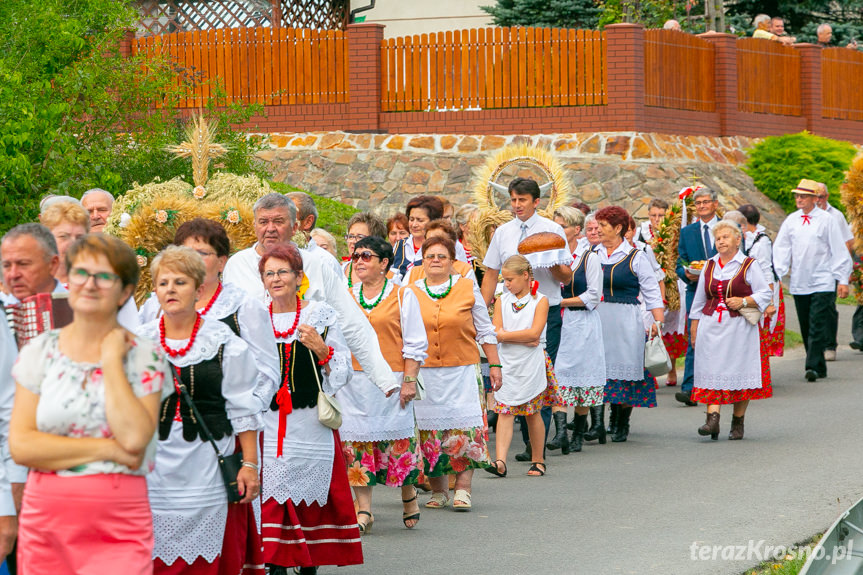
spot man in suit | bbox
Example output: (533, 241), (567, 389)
(675, 187), (719, 405)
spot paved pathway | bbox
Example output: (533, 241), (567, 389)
(320, 302), (863, 575)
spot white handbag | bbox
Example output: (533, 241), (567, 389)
(644, 322), (672, 377)
(312, 348), (342, 429)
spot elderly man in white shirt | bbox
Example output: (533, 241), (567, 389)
(223, 193), (399, 396)
(815, 183), (856, 360)
(481, 177), (572, 461)
(773, 179), (853, 381)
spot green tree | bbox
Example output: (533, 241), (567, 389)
(481, 0), (602, 29)
(726, 0), (863, 41)
(0, 0), (266, 234)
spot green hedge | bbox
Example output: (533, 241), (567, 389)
(744, 132), (858, 213)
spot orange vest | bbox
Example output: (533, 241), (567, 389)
(351, 286), (405, 372)
(407, 260), (473, 284)
(414, 277), (480, 368)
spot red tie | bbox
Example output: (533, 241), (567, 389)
(801, 214), (812, 225)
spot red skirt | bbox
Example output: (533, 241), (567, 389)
(262, 430), (363, 569)
(19, 472), (153, 575)
(692, 325), (773, 405)
(153, 501), (264, 575)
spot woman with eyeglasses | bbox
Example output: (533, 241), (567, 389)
(138, 245), (264, 574)
(391, 196), (470, 282)
(258, 244), (360, 575)
(338, 236), (428, 533)
(140, 219), (280, 401)
(412, 236), (501, 512)
(10, 235), (169, 573)
(342, 212), (388, 288)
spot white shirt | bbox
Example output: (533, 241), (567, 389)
(223, 243), (399, 394)
(699, 215), (719, 254)
(482, 212), (572, 306)
(0, 320), (17, 516)
(773, 207), (853, 294)
(690, 251), (774, 320)
(592, 239), (664, 311)
(825, 204), (855, 244)
(744, 225), (775, 284)
(632, 238), (664, 281)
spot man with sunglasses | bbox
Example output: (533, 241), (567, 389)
(675, 187), (720, 406)
(773, 179), (852, 381)
(223, 193), (399, 397)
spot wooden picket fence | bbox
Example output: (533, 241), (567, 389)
(736, 38), (801, 116)
(821, 47), (863, 121)
(644, 29), (715, 112)
(380, 27), (607, 112)
(131, 27), (349, 108)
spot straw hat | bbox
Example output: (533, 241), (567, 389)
(792, 179), (820, 196)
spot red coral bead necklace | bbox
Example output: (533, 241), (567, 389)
(160, 313), (202, 358)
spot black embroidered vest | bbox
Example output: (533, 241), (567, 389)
(561, 251), (593, 311)
(159, 344), (233, 442)
(271, 327), (329, 411)
(219, 311), (241, 337)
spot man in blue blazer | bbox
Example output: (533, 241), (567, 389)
(675, 187), (719, 405)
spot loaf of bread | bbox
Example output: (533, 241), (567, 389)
(518, 232), (566, 255)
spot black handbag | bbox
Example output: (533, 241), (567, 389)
(171, 366), (244, 503)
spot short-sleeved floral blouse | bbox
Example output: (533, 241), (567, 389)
(11, 329), (171, 477)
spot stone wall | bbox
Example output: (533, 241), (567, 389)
(259, 131), (787, 233)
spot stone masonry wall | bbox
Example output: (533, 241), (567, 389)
(258, 131), (787, 233)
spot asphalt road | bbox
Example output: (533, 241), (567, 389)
(318, 301), (863, 575)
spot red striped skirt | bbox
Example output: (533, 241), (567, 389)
(262, 430), (363, 569)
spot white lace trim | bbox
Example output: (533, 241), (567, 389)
(138, 318), (234, 368)
(415, 414), (483, 431)
(152, 505), (226, 564)
(524, 248), (573, 269)
(477, 335), (497, 345)
(262, 453), (332, 506)
(556, 373), (607, 389)
(271, 301), (338, 341)
(204, 282), (246, 319)
(323, 349), (351, 396)
(605, 362), (643, 381)
(696, 373), (763, 390)
(232, 413), (264, 433)
(339, 424), (416, 443)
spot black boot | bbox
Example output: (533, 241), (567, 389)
(487, 410), (498, 433)
(570, 413), (588, 452)
(514, 443), (532, 462)
(607, 404), (620, 436)
(611, 406), (633, 442)
(582, 405), (605, 442)
(546, 411), (570, 454)
(267, 565), (289, 575)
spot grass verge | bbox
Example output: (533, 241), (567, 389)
(741, 533), (822, 575)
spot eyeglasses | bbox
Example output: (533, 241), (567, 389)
(194, 249), (217, 258)
(351, 251), (380, 262)
(693, 200), (715, 207)
(424, 254), (450, 261)
(68, 267), (120, 289)
(345, 234), (367, 242)
(263, 269), (296, 281)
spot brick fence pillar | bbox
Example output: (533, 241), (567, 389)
(346, 23), (384, 132)
(604, 24), (645, 132)
(700, 32), (739, 137)
(796, 43), (823, 135)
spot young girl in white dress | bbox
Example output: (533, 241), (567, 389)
(487, 255), (558, 478)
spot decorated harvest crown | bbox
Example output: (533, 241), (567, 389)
(105, 116), (271, 305)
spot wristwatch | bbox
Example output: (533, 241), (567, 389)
(742, 298), (748, 308)
(403, 376), (418, 383)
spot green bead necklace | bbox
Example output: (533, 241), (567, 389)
(359, 278), (388, 310)
(424, 275), (453, 300)
(347, 261), (353, 288)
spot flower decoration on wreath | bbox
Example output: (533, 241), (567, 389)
(105, 115), (271, 305)
(467, 144), (571, 269)
(840, 152), (863, 303)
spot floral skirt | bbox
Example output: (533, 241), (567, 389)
(419, 427), (491, 477)
(557, 385), (605, 407)
(494, 353), (561, 416)
(342, 436), (425, 488)
(604, 373), (657, 408)
(662, 331), (689, 361)
(692, 325), (773, 405)
(764, 288), (786, 357)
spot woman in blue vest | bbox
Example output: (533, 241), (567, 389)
(592, 206), (664, 442)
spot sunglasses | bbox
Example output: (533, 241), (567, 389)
(351, 251), (380, 262)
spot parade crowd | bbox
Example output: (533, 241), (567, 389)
(0, 177), (858, 574)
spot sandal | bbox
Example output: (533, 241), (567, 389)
(527, 462), (546, 477)
(402, 488), (421, 529)
(356, 510), (374, 534)
(452, 489), (472, 511)
(484, 459), (507, 478)
(425, 491), (449, 509)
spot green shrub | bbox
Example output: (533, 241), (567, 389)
(743, 132), (858, 213)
